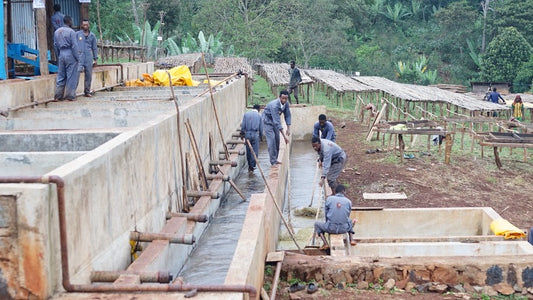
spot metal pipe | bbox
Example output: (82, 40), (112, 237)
(0, 176), (257, 298)
(226, 139), (245, 144)
(209, 160), (238, 167)
(165, 212), (208, 222)
(91, 271), (171, 283)
(66, 283), (257, 297)
(205, 174), (230, 181)
(129, 232), (195, 244)
(218, 149), (245, 155)
(186, 190), (219, 199)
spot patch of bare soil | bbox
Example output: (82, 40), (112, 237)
(336, 117), (532, 230)
(269, 115), (533, 300)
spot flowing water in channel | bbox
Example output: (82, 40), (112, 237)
(177, 143), (270, 284)
(177, 141), (318, 283)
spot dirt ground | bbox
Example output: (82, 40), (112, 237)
(335, 116), (532, 230)
(269, 113), (533, 299)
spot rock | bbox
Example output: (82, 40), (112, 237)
(416, 283), (431, 293)
(395, 277), (409, 290)
(428, 283), (448, 293)
(472, 286), (483, 293)
(432, 266), (458, 284)
(405, 282), (416, 292)
(494, 283), (515, 295)
(514, 283), (522, 293)
(357, 281), (369, 290)
(450, 284), (466, 293)
(528, 287), (533, 294)
(384, 279), (396, 290)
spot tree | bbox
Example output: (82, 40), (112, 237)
(490, 0), (533, 47)
(192, 0), (285, 59)
(281, 0), (351, 68)
(480, 27), (532, 83)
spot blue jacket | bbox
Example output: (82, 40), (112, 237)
(262, 99), (291, 131)
(241, 109), (263, 139)
(313, 121), (336, 142)
(76, 31), (98, 65)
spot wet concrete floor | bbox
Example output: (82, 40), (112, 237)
(279, 141), (321, 250)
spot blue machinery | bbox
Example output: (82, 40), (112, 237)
(0, 2), (5, 80)
(7, 43), (58, 77)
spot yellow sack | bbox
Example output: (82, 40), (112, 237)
(152, 65), (199, 87)
(490, 219), (526, 239)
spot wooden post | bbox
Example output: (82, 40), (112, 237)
(399, 134), (405, 163)
(494, 147), (502, 169)
(444, 133), (452, 164)
(35, 7), (49, 75)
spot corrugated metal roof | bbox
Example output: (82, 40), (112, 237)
(55, 0), (81, 28)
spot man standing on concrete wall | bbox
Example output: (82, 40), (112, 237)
(287, 61), (302, 104)
(241, 104), (263, 172)
(262, 91), (291, 166)
(54, 16), (80, 101)
(312, 137), (346, 192)
(313, 114), (336, 142)
(77, 19), (98, 97)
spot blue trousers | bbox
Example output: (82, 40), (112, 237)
(263, 123), (280, 165)
(245, 133), (260, 169)
(80, 62), (93, 95)
(55, 53), (79, 100)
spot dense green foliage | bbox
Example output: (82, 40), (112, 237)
(90, 0), (533, 89)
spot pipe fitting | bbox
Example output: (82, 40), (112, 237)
(165, 212), (208, 223)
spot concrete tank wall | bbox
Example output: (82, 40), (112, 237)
(0, 75), (246, 298)
(0, 62), (154, 111)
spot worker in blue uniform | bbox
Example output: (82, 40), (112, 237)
(53, 16), (80, 101)
(312, 137), (347, 192)
(77, 19), (98, 97)
(262, 91), (291, 166)
(313, 114), (336, 142)
(50, 4), (64, 31)
(240, 104), (263, 172)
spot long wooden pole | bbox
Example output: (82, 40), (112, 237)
(184, 120), (208, 191)
(167, 71), (188, 212)
(201, 52), (230, 160)
(246, 140), (303, 253)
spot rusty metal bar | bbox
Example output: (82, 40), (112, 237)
(209, 160), (237, 167)
(226, 139), (245, 144)
(90, 271), (171, 283)
(205, 174), (230, 181)
(201, 52), (230, 161)
(167, 70), (189, 212)
(218, 149), (245, 155)
(129, 232), (195, 244)
(165, 212), (208, 223)
(186, 190), (219, 198)
(0, 176), (256, 298)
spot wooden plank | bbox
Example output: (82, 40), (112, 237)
(366, 103), (387, 141)
(266, 251), (284, 263)
(363, 192), (407, 200)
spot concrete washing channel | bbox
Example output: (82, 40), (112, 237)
(1, 62), (532, 299)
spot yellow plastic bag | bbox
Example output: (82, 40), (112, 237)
(490, 218), (526, 239)
(152, 65), (198, 87)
